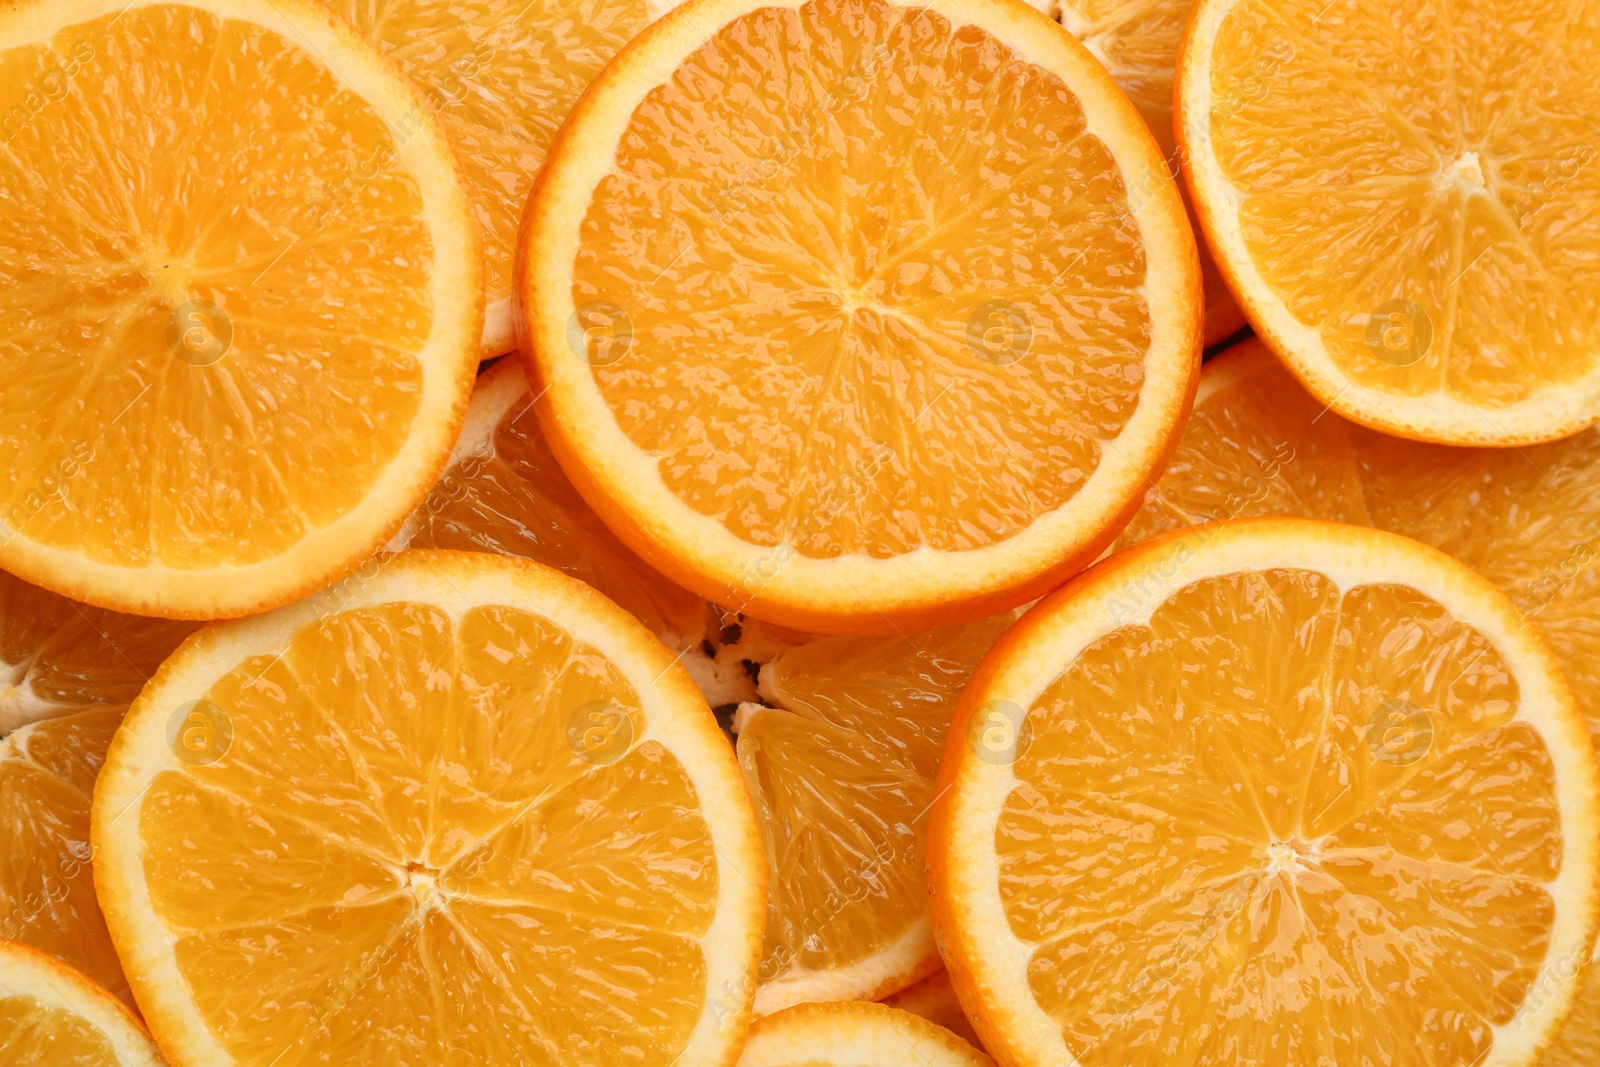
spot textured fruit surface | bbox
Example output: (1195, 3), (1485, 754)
(397, 359), (704, 642)
(0, 940), (164, 1066)
(330, 0), (655, 354)
(0, 0), (480, 617)
(525, 0), (1200, 631)
(745, 611), (1013, 1012)
(882, 969), (985, 1050)
(0, 571), (193, 1003)
(1123, 339), (1600, 1064)
(737, 1000), (993, 1067)
(1179, 0), (1600, 443)
(931, 520), (1599, 1067)
(1058, 0), (1244, 345)
(93, 551), (763, 1067)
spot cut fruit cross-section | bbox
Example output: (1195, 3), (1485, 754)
(0, 570), (194, 1004)
(391, 357), (706, 647)
(521, 0), (1202, 634)
(0, 0), (481, 618)
(742, 610), (1015, 1014)
(0, 939), (164, 1066)
(1057, 0), (1246, 347)
(881, 969), (985, 1051)
(1178, 0), (1600, 444)
(328, 0), (678, 356)
(929, 519), (1600, 1067)
(92, 550), (765, 1067)
(737, 1001), (993, 1067)
(1115, 337), (1600, 1065)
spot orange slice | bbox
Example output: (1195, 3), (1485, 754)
(92, 550), (764, 1067)
(1117, 337), (1600, 1063)
(743, 611), (1013, 1013)
(520, 0), (1202, 634)
(0, 572), (194, 1003)
(328, 0), (672, 356)
(882, 970), (985, 1051)
(929, 519), (1600, 1067)
(0, 939), (164, 1066)
(392, 357), (705, 644)
(1177, 0), (1600, 445)
(1057, 0), (1245, 347)
(738, 1001), (992, 1067)
(0, 0), (481, 618)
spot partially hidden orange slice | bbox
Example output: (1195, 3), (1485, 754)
(930, 518), (1600, 1067)
(328, 0), (675, 356)
(0, 0), (481, 618)
(521, 0), (1202, 634)
(738, 1001), (992, 1067)
(0, 939), (164, 1066)
(743, 611), (1014, 1013)
(1057, 0), (1246, 347)
(1117, 337), (1600, 1064)
(92, 550), (764, 1067)
(0, 571), (194, 1004)
(882, 970), (985, 1051)
(1178, 0), (1600, 444)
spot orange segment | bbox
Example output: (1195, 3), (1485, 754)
(395, 358), (705, 644)
(1058, 0), (1246, 346)
(0, 0), (481, 617)
(522, 0), (1201, 633)
(1178, 0), (1600, 444)
(329, 0), (664, 355)
(0, 940), (164, 1066)
(882, 969), (985, 1051)
(92, 551), (764, 1067)
(737, 1001), (993, 1067)
(929, 520), (1600, 1067)
(743, 612), (1014, 1013)
(1117, 337), (1600, 1060)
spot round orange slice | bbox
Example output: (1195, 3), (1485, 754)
(929, 518), (1600, 1067)
(0, 0), (481, 618)
(738, 1001), (992, 1067)
(1177, 0), (1600, 445)
(0, 939), (163, 1066)
(1057, 0), (1246, 347)
(92, 550), (764, 1067)
(328, 0), (675, 356)
(520, 0), (1202, 634)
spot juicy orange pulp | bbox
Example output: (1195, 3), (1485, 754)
(572, 0), (1153, 562)
(330, 0), (653, 346)
(744, 612), (1013, 1005)
(135, 597), (719, 1065)
(1203, 0), (1600, 408)
(0, 3), (439, 572)
(1004, 565), (1567, 1066)
(0, 992), (124, 1064)
(401, 361), (705, 642)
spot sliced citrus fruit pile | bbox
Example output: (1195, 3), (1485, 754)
(0, 0), (481, 619)
(0, 939), (164, 1066)
(1178, 0), (1600, 445)
(392, 357), (705, 646)
(0, 571), (194, 1003)
(741, 612), (1014, 1013)
(881, 970), (984, 1051)
(1118, 337), (1600, 1062)
(737, 1001), (991, 1067)
(329, 0), (673, 356)
(92, 550), (764, 1066)
(521, 0), (1202, 633)
(1057, 0), (1245, 346)
(930, 519), (1600, 1067)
